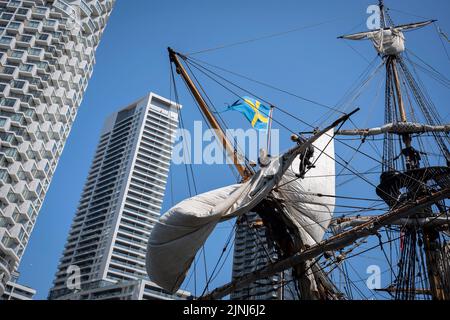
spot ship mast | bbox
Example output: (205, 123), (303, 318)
(168, 48), (253, 181)
(338, 0), (450, 300)
(380, 1), (447, 300)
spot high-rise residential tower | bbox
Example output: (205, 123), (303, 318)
(48, 93), (190, 300)
(231, 212), (295, 300)
(0, 0), (115, 295)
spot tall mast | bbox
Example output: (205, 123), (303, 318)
(168, 48), (253, 181)
(381, 2), (447, 301)
(338, 2), (449, 300)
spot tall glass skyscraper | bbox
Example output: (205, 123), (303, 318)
(48, 93), (190, 300)
(0, 0), (115, 295)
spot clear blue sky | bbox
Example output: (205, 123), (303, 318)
(17, 0), (450, 299)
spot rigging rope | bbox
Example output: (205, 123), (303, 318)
(186, 17), (346, 56)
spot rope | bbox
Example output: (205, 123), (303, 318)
(186, 18), (346, 56)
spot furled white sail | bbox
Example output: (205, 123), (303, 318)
(146, 130), (336, 294)
(339, 20), (435, 56)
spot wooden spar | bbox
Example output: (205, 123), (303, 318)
(201, 187), (450, 300)
(335, 124), (450, 137)
(168, 48), (253, 181)
(391, 58), (407, 123)
(374, 287), (432, 296)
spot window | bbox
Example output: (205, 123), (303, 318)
(9, 1), (20, 8)
(17, 8), (29, 15)
(0, 13), (13, 20)
(44, 20), (56, 27)
(34, 7), (47, 15)
(7, 22), (21, 30)
(0, 37), (13, 45)
(28, 48), (42, 56)
(11, 80), (25, 89)
(19, 64), (33, 72)
(27, 21), (40, 28)
(7, 191), (18, 203)
(0, 98), (16, 107)
(2, 66), (15, 75)
(11, 50), (24, 58)
(38, 34), (49, 41)
(19, 35), (32, 43)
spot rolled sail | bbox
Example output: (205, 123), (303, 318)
(338, 20), (435, 56)
(145, 184), (245, 294)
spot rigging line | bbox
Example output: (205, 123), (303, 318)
(171, 64), (194, 197)
(323, 235), (403, 299)
(406, 49), (450, 84)
(333, 135), (437, 195)
(404, 51), (450, 89)
(199, 221), (237, 297)
(186, 17), (345, 56)
(318, 55), (379, 125)
(407, 61), (450, 90)
(275, 190), (385, 203)
(303, 171), (383, 178)
(337, 164), (381, 188)
(207, 230), (236, 285)
(186, 57), (339, 132)
(184, 61), (252, 166)
(282, 201), (387, 212)
(336, 137), (364, 178)
(437, 25), (450, 43)
(313, 57), (384, 128)
(344, 260), (375, 299)
(434, 22), (450, 63)
(385, 7), (433, 21)
(171, 65), (200, 294)
(179, 67), (242, 181)
(342, 40), (372, 64)
(184, 60), (230, 133)
(274, 119), (346, 190)
(406, 52), (450, 86)
(187, 58), (422, 204)
(229, 216), (284, 298)
(334, 55), (379, 108)
(376, 233), (397, 283)
(173, 64), (214, 294)
(189, 55), (381, 140)
(187, 56), (344, 114)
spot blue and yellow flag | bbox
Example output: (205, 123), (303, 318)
(228, 96), (270, 130)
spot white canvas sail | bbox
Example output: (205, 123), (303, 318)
(146, 131), (336, 294)
(275, 131), (335, 246)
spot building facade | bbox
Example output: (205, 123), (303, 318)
(54, 279), (191, 300)
(231, 212), (297, 300)
(48, 93), (187, 300)
(0, 0), (115, 295)
(1, 271), (35, 300)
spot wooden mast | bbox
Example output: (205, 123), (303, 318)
(378, 2), (447, 300)
(168, 48), (253, 181)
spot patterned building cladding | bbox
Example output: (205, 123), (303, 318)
(0, 0), (114, 295)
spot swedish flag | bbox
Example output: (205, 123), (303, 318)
(229, 97), (270, 130)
